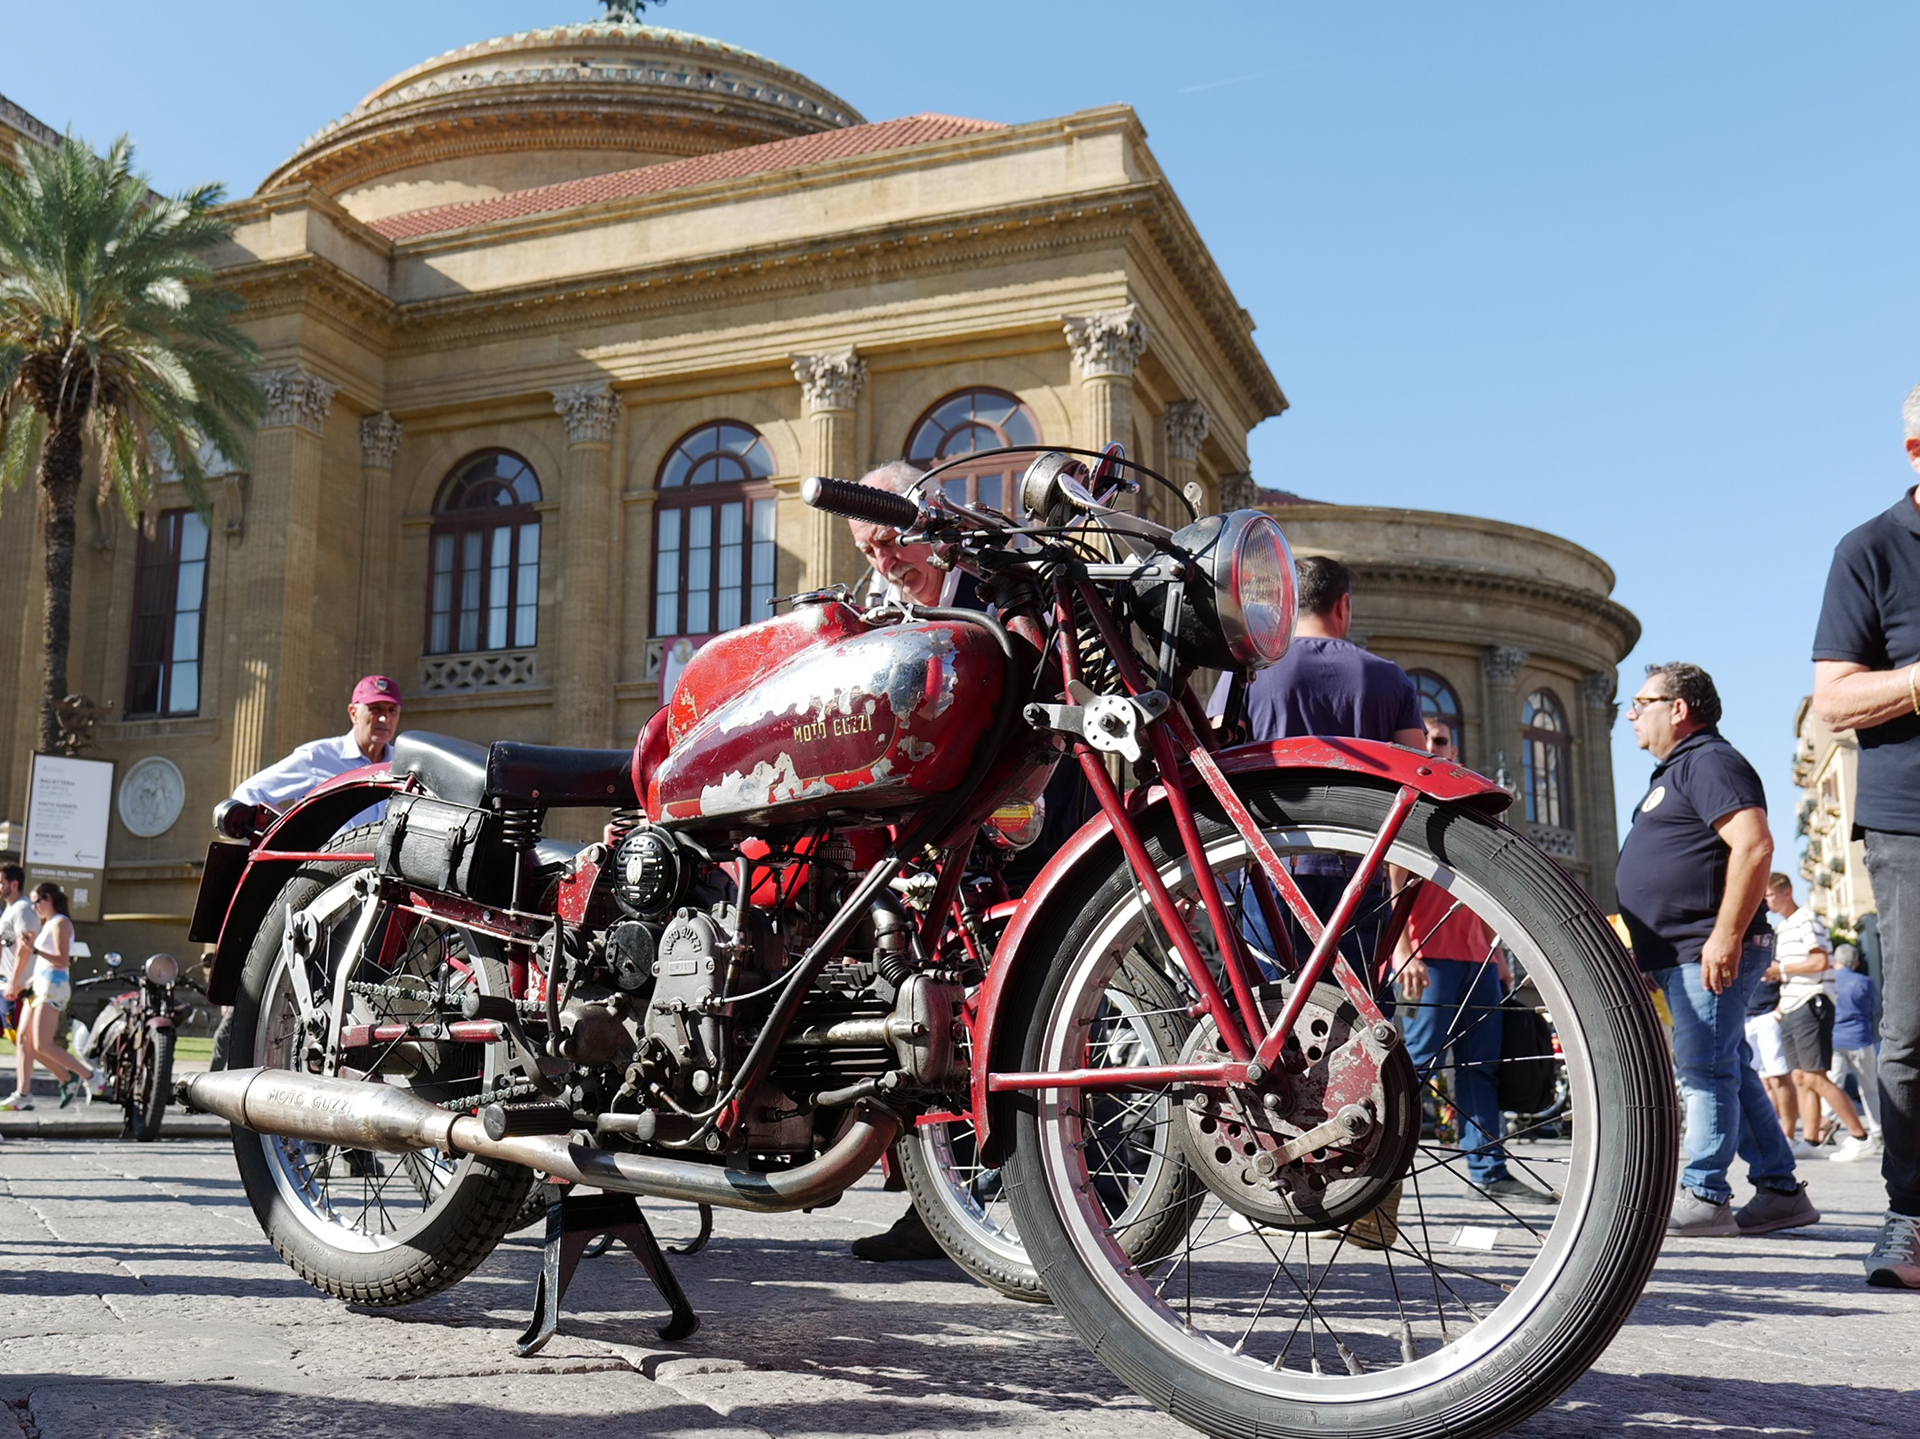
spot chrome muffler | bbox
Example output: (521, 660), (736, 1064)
(181, 1068), (901, 1214)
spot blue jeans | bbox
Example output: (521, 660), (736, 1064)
(1654, 941), (1799, 1204)
(1244, 868), (1388, 1002)
(1402, 958), (1508, 1184)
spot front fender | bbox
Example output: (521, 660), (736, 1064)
(967, 737), (1507, 1151)
(202, 772), (398, 1004)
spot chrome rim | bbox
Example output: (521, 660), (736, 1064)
(1032, 823), (1594, 1404)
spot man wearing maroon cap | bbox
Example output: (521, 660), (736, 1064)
(230, 675), (403, 811)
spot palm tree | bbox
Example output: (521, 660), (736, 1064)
(0, 134), (261, 751)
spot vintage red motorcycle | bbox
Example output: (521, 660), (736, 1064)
(184, 448), (1675, 1439)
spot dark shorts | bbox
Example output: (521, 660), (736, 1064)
(1779, 994), (1835, 1073)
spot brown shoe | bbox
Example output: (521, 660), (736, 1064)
(851, 1205), (947, 1262)
(1345, 1182), (1402, 1252)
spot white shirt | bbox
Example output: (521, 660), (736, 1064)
(0, 896), (36, 990)
(232, 733), (390, 809)
(1775, 905), (1835, 1013)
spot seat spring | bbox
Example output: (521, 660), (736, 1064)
(498, 804), (543, 852)
(608, 806), (643, 849)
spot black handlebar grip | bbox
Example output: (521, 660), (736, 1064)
(801, 475), (922, 531)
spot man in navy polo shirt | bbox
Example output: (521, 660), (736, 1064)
(1810, 382), (1920, 1288)
(1616, 662), (1813, 1238)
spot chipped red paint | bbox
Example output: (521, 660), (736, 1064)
(666, 601), (868, 744)
(648, 618), (1007, 830)
(556, 856), (602, 925)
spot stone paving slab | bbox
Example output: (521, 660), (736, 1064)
(1, 1135), (1915, 1438)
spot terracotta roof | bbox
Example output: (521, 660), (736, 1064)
(368, 113), (1005, 241)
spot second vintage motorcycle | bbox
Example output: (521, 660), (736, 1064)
(183, 446), (1674, 1439)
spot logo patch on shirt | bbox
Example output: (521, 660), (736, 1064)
(1641, 785), (1667, 814)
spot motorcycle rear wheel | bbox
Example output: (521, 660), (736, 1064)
(1002, 774), (1676, 1439)
(901, 958), (1197, 1302)
(229, 825), (531, 1307)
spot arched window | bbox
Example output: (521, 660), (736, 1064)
(653, 421), (777, 638)
(1522, 689), (1572, 829)
(905, 388), (1041, 512)
(427, 450), (541, 655)
(1409, 671), (1462, 734)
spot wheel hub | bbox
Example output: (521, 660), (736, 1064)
(1177, 980), (1419, 1230)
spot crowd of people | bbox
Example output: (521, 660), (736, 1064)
(6, 402), (1917, 1300)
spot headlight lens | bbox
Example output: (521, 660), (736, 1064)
(1217, 511), (1297, 666)
(143, 953), (179, 986)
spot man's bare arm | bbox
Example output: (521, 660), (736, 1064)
(1698, 807), (1773, 994)
(1814, 659), (1917, 732)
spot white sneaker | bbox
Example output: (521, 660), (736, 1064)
(1864, 1212), (1920, 1289)
(1789, 1138), (1820, 1160)
(1829, 1132), (1882, 1163)
(0, 1090), (34, 1111)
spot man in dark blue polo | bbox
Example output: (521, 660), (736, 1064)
(1616, 662), (1812, 1238)
(1810, 383), (1920, 1288)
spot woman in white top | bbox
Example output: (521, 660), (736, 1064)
(1, 882), (95, 1110)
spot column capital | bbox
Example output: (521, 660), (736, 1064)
(1063, 306), (1150, 379)
(1482, 645), (1530, 687)
(552, 381), (620, 445)
(1581, 669), (1618, 708)
(1218, 472), (1256, 510)
(359, 411), (403, 469)
(1164, 400), (1211, 462)
(257, 366), (337, 433)
(790, 348), (867, 412)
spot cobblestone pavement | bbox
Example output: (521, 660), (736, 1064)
(1, 1134), (1914, 1438)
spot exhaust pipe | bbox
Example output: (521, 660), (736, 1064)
(180, 1068), (900, 1215)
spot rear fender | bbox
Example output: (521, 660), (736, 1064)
(203, 772), (400, 1004)
(968, 737), (1507, 1152)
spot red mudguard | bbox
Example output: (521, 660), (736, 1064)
(199, 765), (397, 1005)
(966, 737), (1510, 1150)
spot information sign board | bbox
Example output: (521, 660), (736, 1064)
(25, 752), (115, 923)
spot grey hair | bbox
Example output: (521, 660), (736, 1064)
(858, 460), (927, 497)
(1643, 661), (1722, 728)
(1904, 384), (1920, 440)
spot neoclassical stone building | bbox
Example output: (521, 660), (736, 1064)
(0, 24), (1284, 941)
(0, 25), (1640, 952)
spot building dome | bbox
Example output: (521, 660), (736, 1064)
(259, 23), (864, 223)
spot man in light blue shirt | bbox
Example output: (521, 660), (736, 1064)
(231, 675), (403, 813)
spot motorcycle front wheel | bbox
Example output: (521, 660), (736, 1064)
(133, 1027), (174, 1141)
(1001, 773), (1675, 1439)
(229, 825), (531, 1306)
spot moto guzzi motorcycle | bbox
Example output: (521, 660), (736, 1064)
(183, 447), (1675, 1439)
(76, 950), (196, 1141)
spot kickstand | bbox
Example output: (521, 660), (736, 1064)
(516, 1184), (700, 1356)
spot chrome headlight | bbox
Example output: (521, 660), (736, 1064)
(1134, 510), (1298, 671)
(143, 953), (179, 986)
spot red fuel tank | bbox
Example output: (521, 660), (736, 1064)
(647, 617), (1008, 830)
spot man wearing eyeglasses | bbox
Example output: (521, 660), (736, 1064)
(1616, 662), (1813, 1239)
(1810, 382), (1920, 1288)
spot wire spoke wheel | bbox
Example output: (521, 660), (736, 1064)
(1002, 776), (1674, 1439)
(230, 826), (530, 1305)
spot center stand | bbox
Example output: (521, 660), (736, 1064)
(516, 1183), (701, 1355)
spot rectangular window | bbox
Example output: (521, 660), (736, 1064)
(654, 508), (681, 638)
(717, 501), (744, 633)
(686, 505), (713, 635)
(515, 522), (539, 647)
(125, 510), (210, 718)
(654, 490), (777, 639)
(750, 498), (775, 624)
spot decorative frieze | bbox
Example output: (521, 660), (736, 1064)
(1164, 400), (1211, 461)
(359, 411), (403, 468)
(1526, 821), (1579, 860)
(552, 381), (620, 444)
(420, 648), (537, 694)
(1063, 306), (1150, 378)
(257, 366), (338, 433)
(790, 348), (867, 412)
(1482, 645), (1530, 687)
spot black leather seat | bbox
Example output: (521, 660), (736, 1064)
(486, 741), (637, 809)
(390, 731), (490, 808)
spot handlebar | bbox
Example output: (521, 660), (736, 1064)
(800, 475), (922, 532)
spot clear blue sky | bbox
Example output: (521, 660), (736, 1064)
(7, 2), (1917, 877)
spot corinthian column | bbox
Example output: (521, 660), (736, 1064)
(552, 381), (620, 750)
(228, 364), (336, 789)
(1581, 670), (1623, 908)
(1164, 400), (1212, 522)
(1480, 644), (1529, 796)
(791, 348), (868, 590)
(1064, 307), (1149, 513)
(353, 412), (403, 676)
